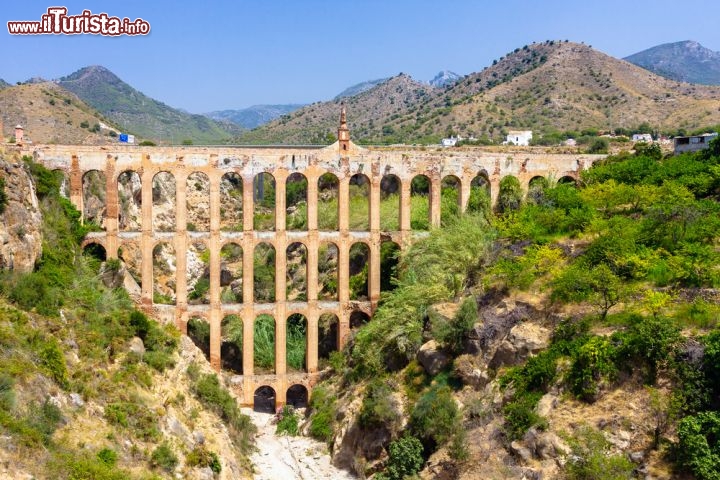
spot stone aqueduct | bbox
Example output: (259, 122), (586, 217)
(27, 133), (601, 408)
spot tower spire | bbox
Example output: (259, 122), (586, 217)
(338, 103), (350, 152)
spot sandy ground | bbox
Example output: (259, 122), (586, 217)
(244, 408), (356, 480)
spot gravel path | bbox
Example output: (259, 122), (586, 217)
(245, 408), (356, 480)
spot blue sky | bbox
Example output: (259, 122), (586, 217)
(3, 0), (720, 112)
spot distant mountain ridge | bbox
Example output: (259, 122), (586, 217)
(206, 104), (305, 129)
(58, 65), (241, 143)
(624, 40), (720, 85)
(334, 78), (390, 99)
(429, 70), (461, 87)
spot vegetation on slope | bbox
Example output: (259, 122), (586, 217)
(309, 138), (720, 478)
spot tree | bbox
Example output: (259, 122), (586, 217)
(497, 175), (523, 213)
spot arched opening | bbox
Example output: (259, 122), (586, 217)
(83, 242), (106, 262)
(187, 241), (210, 305)
(349, 173), (370, 231)
(380, 174), (401, 231)
(253, 172), (275, 231)
(117, 171), (142, 231)
(221, 314), (243, 374)
(118, 243), (142, 288)
(254, 315), (275, 374)
(318, 313), (339, 369)
(52, 169), (70, 198)
(220, 172), (243, 231)
(441, 175), (461, 225)
(254, 243), (275, 303)
(253, 386), (276, 414)
(286, 384), (308, 408)
(468, 172), (491, 216)
(318, 243), (339, 301)
(186, 172), (210, 231)
(286, 314), (307, 373)
(558, 175), (578, 186)
(527, 176), (549, 205)
(286, 173), (308, 230)
(350, 310), (370, 330)
(152, 242), (176, 305)
(410, 175), (430, 230)
(220, 243), (243, 304)
(497, 175), (523, 213)
(82, 170), (106, 228)
(286, 242), (307, 301)
(152, 171), (176, 232)
(380, 241), (400, 293)
(318, 173), (339, 231)
(349, 242), (369, 301)
(187, 317), (210, 362)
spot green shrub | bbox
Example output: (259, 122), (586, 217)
(378, 435), (425, 480)
(150, 442), (178, 472)
(568, 336), (617, 402)
(309, 385), (336, 443)
(502, 391), (546, 440)
(186, 446), (222, 474)
(497, 176), (523, 213)
(104, 400), (159, 441)
(37, 338), (68, 388)
(431, 297), (477, 355)
(359, 378), (400, 429)
(566, 426), (634, 479)
(276, 405), (299, 436)
(96, 448), (118, 467)
(677, 411), (720, 480)
(0, 373), (15, 411)
(0, 177), (7, 214)
(410, 384), (460, 448)
(49, 452), (131, 480)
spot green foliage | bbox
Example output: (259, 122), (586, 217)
(552, 263), (627, 319)
(586, 137), (609, 154)
(309, 385), (337, 443)
(677, 412), (720, 480)
(186, 446), (222, 474)
(410, 384), (460, 448)
(49, 452), (133, 480)
(150, 443), (178, 472)
(502, 391), (546, 440)
(431, 296), (478, 355)
(359, 378), (400, 429)
(104, 399), (160, 441)
(97, 448), (118, 467)
(497, 175), (523, 213)
(0, 373), (14, 412)
(253, 314), (275, 371)
(566, 426), (635, 479)
(0, 176), (7, 214)
(567, 336), (617, 402)
(276, 405), (300, 436)
(37, 337), (69, 388)
(378, 436), (425, 480)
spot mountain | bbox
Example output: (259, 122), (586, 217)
(57, 65), (241, 144)
(206, 104), (305, 129)
(334, 78), (390, 99)
(625, 40), (720, 85)
(238, 74), (437, 144)
(429, 70), (461, 87)
(240, 41), (720, 145)
(0, 81), (122, 144)
(0, 79), (9, 90)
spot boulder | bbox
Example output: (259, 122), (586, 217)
(490, 322), (550, 368)
(129, 337), (145, 356)
(417, 340), (451, 376)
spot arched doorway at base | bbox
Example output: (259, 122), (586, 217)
(286, 384), (308, 408)
(253, 386), (276, 413)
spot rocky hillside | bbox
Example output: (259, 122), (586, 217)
(0, 82), (121, 145)
(429, 70), (461, 88)
(58, 66), (242, 144)
(241, 41), (720, 145)
(625, 40), (720, 85)
(206, 104), (305, 129)
(334, 78), (390, 100)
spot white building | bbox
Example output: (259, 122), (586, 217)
(632, 133), (653, 142)
(441, 135), (461, 147)
(504, 130), (532, 146)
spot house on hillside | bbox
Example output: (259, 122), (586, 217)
(504, 130), (532, 146)
(673, 133), (718, 155)
(441, 135), (461, 147)
(632, 133), (653, 143)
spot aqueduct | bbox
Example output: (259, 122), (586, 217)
(26, 116), (602, 408)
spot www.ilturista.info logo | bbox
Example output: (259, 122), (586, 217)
(7, 7), (150, 36)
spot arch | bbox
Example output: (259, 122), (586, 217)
(221, 314), (243, 374)
(527, 175), (549, 204)
(410, 174), (430, 230)
(83, 242), (106, 262)
(349, 173), (370, 231)
(253, 386), (276, 414)
(253, 172), (275, 231)
(318, 242), (339, 301)
(220, 242), (243, 304)
(350, 310), (370, 329)
(117, 170), (142, 231)
(82, 170), (106, 227)
(152, 242), (176, 305)
(152, 171), (176, 232)
(286, 384), (308, 408)
(318, 313), (339, 368)
(349, 242), (370, 301)
(318, 173), (339, 231)
(118, 242), (142, 288)
(286, 314), (307, 373)
(441, 175), (461, 225)
(186, 172), (210, 231)
(380, 241), (400, 293)
(187, 317), (210, 362)
(380, 174), (401, 231)
(254, 243), (276, 303)
(254, 314), (275, 374)
(497, 175), (523, 213)
(286, 242), (307, 301)
(286, 172), (308, 230)
(468, 171), (491, 215)
(220, 172), (243, 231)
(558, 175), (578, 186)
(187, 241), (210, 305)
(52, 169), (70, 199)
